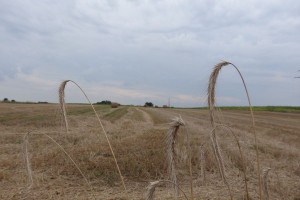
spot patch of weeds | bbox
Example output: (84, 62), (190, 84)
(131, 109), (145, 121)
(94, 169), (117, 186)
(73, 137), (79, 145)
(250, 144), (267, 154)
(67, 109), (93, 115)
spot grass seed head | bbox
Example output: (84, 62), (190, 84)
(166, 117), (185, 195)
(59, 80), (70, 131)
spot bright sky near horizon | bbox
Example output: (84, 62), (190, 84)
(0, 0), (299, 107)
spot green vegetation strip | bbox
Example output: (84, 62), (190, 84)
(104, 107), (129, 122)
(67, 105), (111, 115)
(131, 108), (145, 122)
(186, 106), (300, 113)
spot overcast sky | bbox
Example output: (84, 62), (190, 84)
(0, 0), (299, 107)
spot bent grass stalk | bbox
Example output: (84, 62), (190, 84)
(207, 61), (262, 199)
(59, 80), (69, 132)
(42, 133), (96, 200)
(59, 80), (126, 190)
(146, 180), (189, 200)
(166, 117), (185, 197)
(167, 116), (194, 199)
(208, 63), (227, 183)
(166, 116), (193, 200)
(23, 132), (96, 200)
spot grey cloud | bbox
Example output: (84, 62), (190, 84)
(0, 0), (299, 106)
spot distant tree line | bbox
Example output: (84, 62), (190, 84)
(1, 98), (48, 104)
(95, 100), (112, 105)
(2, 98), (15, 103)
(144, 102), (153, 107)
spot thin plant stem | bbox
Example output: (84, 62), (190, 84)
(230, 63), (262, 199)
(183, 121), (194, 200)
(207, 61), (262, 199)
(59, 80), (126, 190)
(210, 124), (249, 199)
(26, 132), (96, 200)
(23, 132), (33, 189)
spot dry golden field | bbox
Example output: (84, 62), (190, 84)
(0, 103), (299, 199)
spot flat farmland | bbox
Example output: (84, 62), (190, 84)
(1, 103), (299, 199)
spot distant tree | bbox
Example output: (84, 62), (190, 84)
(3, 98), (8, 102)
(38, 101), (48, 104)
(95, 100), (111, 105)
(145, 102), (153, 107)
(11, 99), (16, 103)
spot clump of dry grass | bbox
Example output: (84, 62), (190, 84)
(262, 168), (271, 200)
(58, 80), (126, 190)
(23, 132), (96, 199)
(24, 127), (168, 189)
(42, 133), (95, 198)
(145, 180), (189, 200)
(207, 61), (262, 199)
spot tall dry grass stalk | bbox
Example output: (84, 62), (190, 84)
(145, 180), (189, 200)
(58, 80), (126, 190)
(210, 124), (249, 199)
(208, 64), (227, 182)
(199, 146), (205, 183)
(23, 132), (33, 189)
(262, 168), (271, 200)
(167, 116), (193, 199)
(207, 61), (262, 199)
(183, 121), (194, 200)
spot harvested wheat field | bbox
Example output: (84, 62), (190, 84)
(0, 102), (299, 199)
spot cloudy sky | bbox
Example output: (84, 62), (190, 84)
(0, 0), (299, 107)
